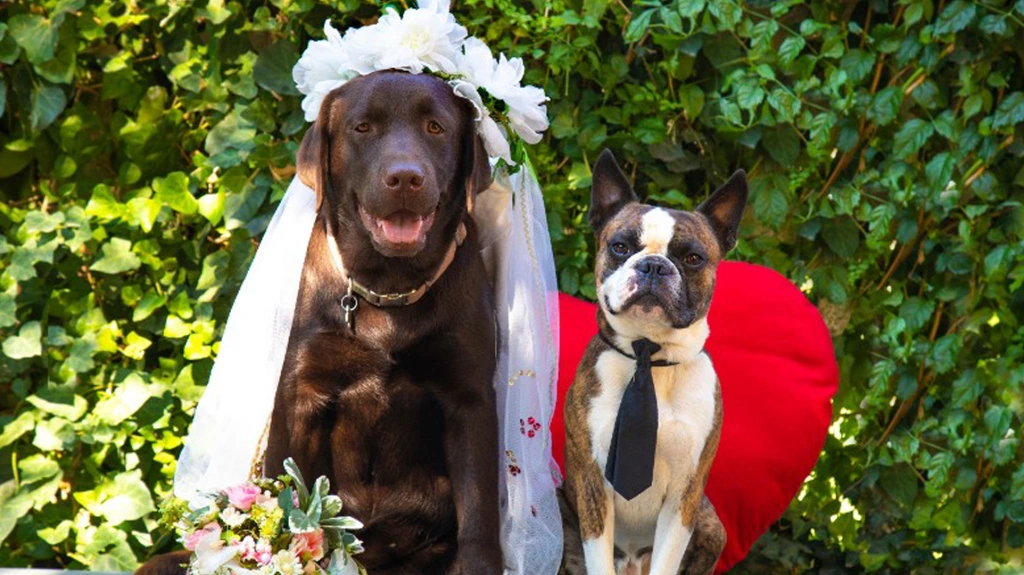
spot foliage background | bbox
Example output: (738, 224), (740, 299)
(1, 0), (1022, 572)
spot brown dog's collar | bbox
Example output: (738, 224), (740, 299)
(597, 331), (679, 367)
(326, 221), (467, 308)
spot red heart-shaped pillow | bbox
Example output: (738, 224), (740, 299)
(551, 261), (838, 572)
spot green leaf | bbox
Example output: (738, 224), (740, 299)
(3, 321), (42, 359)
(822, 218), (859, 258)
(18, 454), (61, 484)
(840, 49), (875, 83)
(253, 40), (301, 96)
(94, 374), (151, 425)
(74, 470), (155, 525)
(992, 92), (1024, 129)
(762, 126), (800, 165)
(934, 0), (977, 35)
(30, 83), (67, 133)
(925, 152), (955, 192)
(133, 291), (167, 322)
(153, 172), (200, 215)
(127, 197), (162, 232)
(778, 36), (805, 65)
(26, 387), (88, 421)
(90, 238), (142, 274)
(0, 75), (6, 120)
(892, 119), (934, 159)
(0, 292), (17, 328)
(7, 14), (60, 64)
(0, 412), (35, 449)
(869, 87), (903, 127)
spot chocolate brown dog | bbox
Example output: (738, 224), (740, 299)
(138, 72), (500, 575)
(560, 150), (746, 575)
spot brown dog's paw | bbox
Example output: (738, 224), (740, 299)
(451, 542), (503, 575)
(135, 550), (191, 575)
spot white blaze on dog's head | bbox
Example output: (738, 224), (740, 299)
(587, 150), (748, 355)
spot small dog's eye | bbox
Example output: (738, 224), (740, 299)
(611, 242), (630, 256)
(354, 122), (370, 133)
(427, 120), (445, 134)
(684, 253), (704, 266)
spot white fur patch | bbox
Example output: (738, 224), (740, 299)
(639, 208), (676, 256)
(587, 341), (718, 571)
(582, 497), (617, 575)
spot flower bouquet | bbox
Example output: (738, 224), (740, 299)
(162, 458), (365, 575)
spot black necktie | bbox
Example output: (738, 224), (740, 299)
(600, 335), (677, 501)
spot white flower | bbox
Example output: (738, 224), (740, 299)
(451, 79), (512, 163)
(220, 506), (247, 528)
(192, 527), (237, 575)
(293, 21), (356, 121)
(373, 0), (466, 74)
(455, 38), (549, 147)
(271, 550), (304, 575)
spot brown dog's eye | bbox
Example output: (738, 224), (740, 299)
(427, 120), (445, 135)
(354, 122), (370, 133)
(684, 253), (704, 266)
(611, 242), (630, 257)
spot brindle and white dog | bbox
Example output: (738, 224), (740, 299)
(560, 150), (747, 575)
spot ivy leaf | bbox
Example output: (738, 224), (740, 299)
(0, 412), (35, 449)
(153, 172), (199, 215)
(74, 470), (155, 525)
(252, 40), (300, 96)
(94, 374), (152, 425)
(90, 238), (141, 274)
(778, 36), (805, 65)
(26, 387), (88, 421)
(30, 84), (67, 133)
(133, 292), (167, 322)
(893, 119), (934, 159)
(7, 14), (60, 64)
(3, 321), (42, 359)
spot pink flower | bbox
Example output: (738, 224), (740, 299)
(225, 483), (262, 511)
(289, 528), (325, 562)
(184, 523), (220, 551)
(237, 535), (275, 566)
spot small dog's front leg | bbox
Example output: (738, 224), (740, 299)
(647, 498), (693, 575)
(580, 484), (616, 575)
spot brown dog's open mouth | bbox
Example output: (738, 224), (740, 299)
(359, 206), (436, 252)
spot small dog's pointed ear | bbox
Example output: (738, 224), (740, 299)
(588, 149), (638, 232)
(297, 93), (341, 212)
(697, 169), (748, 253)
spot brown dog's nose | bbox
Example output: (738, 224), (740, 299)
(384, 164), (425, 192)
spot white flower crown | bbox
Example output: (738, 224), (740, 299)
(292, 0), (549, 165)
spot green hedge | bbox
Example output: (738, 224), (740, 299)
(1, 0), (1022, 571)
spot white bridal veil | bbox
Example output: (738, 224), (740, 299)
(174, 162), (563, 573)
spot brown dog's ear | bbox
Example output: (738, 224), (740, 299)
(697, 170), (748, 253)
(588, 149), (637, 232)
(463, 131), (492, 213)
(296, 94), (340, 212)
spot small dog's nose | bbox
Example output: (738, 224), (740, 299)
(636, 257), (674, 277)
(384, 165), (425, 192)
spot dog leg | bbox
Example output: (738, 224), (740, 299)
(678, 497), (725, 575)
(579, 484), (616, 575)
(441, 370), (502, 575)
(647, 496), (693, 575)
(558, 487), (586, 575)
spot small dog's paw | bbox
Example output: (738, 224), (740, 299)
(135, 551), (190, 575)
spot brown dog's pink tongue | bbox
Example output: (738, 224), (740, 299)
(379, 212), (424, 244)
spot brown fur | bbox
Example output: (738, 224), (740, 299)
(138, 72), (501, 575)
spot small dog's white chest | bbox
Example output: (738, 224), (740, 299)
(587, 349), (718, 548)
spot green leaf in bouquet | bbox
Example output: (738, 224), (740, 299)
(278, 485), (295, 516)
(321, 494), (343, 519)
(282, 457), (310, 507)
(288, 507), (316, 533)
(321, 516), (363, 530)
(326, 548), (366, 575)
